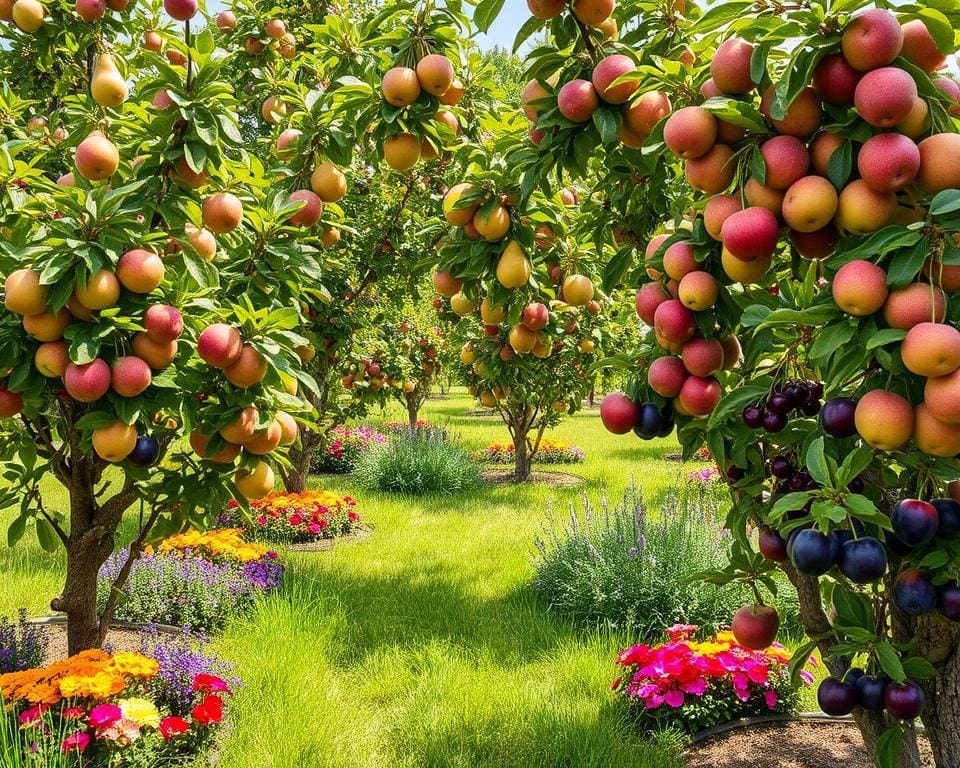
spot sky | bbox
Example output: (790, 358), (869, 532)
(473, 4), (531, 52)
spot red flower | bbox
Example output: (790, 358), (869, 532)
(159, 716), (190, 740)
(289, 514), (303, 526)
(192, 673), (230, 693)
(318, 518), (329, 529)
(192, 695), (224, 726)
(347, 511), (359, 521)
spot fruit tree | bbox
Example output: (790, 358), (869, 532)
(500, 0), (960, 762)
(0, 0), (323, 653)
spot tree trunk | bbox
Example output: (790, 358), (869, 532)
(282, 430), (319, 493)
(914, 614), (960, 767)
(406, 393), (419, 429)
(50, 459), (116, 656)
(588, 385), (595, 407)
(513, 433), (531, 482)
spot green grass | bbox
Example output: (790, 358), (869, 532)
(0, 391), (743, 767)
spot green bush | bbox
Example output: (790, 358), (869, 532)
(354, 430), (480, 495)
(532, 483), (746, 639)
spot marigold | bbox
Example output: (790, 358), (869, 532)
(156, 528), (269, 564)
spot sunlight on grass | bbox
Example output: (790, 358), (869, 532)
(3, 390), (719, 768)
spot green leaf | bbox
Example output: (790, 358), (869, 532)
(866, 328), (907, 350)
(930, 189), (960, 216)
(512, 14), (544, 52)
(836, 446), (874, 488)
(7, 513), (27, 547)
(690, 1), (754, 34)
(874, 727), (903, 768)
(474, 0), (506, 32)
(755, 305), (839, 329)
(771, 492), (814, 516)
(886, 239), (929, 287)
(788, 637), (819, 686)
(829, 227), (922, 265)
(901, 656), (937, 680)
(749, 147), (767, 185)
(876, 641), (906, 683)
(35, 518), (58, 553)
(805, 437), (830, 487)
(593, 108), (618, 144)
(809, 322), (855, 360)
(827, 140), (853, 189)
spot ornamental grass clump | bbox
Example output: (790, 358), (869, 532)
(97, 530), (284, 633)
(0, 648), (233, 765)
(532, 483), (743, 638)
(355, 429), (479, 494)
(0, 610), (46, 674)
(613, 624), (813, 734)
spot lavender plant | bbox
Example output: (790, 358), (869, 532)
(0, 610), (46, 674)
(532, 483), (745, 639)
(98, 550), (284, 633)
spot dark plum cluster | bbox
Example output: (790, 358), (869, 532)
(742, 380), (823, 433)
(818, 671), (925, 721)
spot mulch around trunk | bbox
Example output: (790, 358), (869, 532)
(35, 621), (181, 665)
(480, 469), (585, 487)
(286, 526), (373, 552)
(684, 721), (934, 768)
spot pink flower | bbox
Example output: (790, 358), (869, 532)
(681, 677), (709, 696)
(764, 690), (778, 709)
(192, 673), (230, 693)
(61, 732), (91, 753)
(665, 690), (685, 708)
(63, 707), (86, 720)
(19, 704), (49, 726)
(308, 523), (321, 535)
(159, 716), (190, 740)
(89, 704), (122, 729)
(256, 515), (267, 525)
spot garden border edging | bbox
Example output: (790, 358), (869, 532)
(689, 711), (925, 745)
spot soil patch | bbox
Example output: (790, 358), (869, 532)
(32, 620), (182, 664)
(481, 469), (585, 487)
(684, 720), (933, 768)
(286, 526), (373, 552)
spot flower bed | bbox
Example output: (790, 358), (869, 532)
(312, 426), (388, 473)
(97, 529), (284, 633)
(0, 647), (232, 765)
(475, 438), (585, 464)
(613, 624), (813, 734)
(222, 490), (362, 544)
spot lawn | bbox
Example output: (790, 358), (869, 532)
(1, 391), (763, 767)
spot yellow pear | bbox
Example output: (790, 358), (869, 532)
(91, 53), (128, 109)
(495, 240), (531, 289)
(480, 297), (506, 325)
(12, 0), (44, 31)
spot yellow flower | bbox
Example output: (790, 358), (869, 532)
(118, 697), (161, 729)
(108, 653), (159, 679)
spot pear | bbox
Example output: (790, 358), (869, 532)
(495, 240), (532, 289)
(91, 53), (128, 109)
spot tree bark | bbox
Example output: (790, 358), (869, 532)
(282, 430), (319, 493)
(405, 393), (420, 429)
(914, 614), (960, 767)
(513, 431), (531, 482)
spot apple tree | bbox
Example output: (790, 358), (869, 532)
(0, 0), (325, 653)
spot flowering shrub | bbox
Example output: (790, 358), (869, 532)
(97, 532), (284, 633)
(0, 610), (46, 674)
(355, 430), (479, 494)
(381, 420), (448, 440)
(312, 426), (388, 473)
(222, 490), (362, 544)
(139, 629), (239, 716)
(613, 624), (814, 734)
(476, 438), (585, 465)
(687, 466), (722, 485)
(0, 649), (231, 764)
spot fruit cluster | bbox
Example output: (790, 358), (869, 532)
(380, 54), (463, 170)
(599, 392), (675, 440)
(741, 380), (823, 434)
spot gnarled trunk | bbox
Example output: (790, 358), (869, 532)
(405, 393), (420, 430)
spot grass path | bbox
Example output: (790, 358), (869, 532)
(3, 392), (706, 767)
